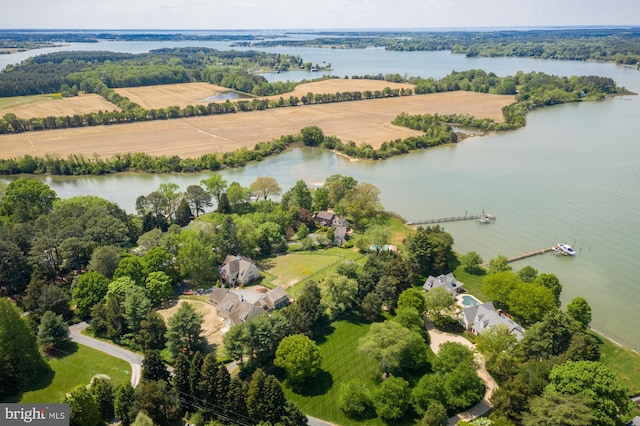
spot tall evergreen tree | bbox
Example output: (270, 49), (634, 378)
(189, 351), (204, 400)
(172, 352), (191, 412)
(142, 350), (170, 382)
(165, 301), (205, 359)
(174, 198), (194, 226)
(198, 352), (221, 419)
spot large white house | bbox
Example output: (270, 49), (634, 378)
(459, 301), (525, 340)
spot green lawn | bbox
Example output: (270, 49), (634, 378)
(262, 248), (367, 299)
(15, 343), (131, 403)
(597, 333), (640, 394)
(281, 316), (385, 425)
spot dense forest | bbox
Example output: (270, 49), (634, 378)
(241, 28), (640, 66)
(0, 47), (311, 97)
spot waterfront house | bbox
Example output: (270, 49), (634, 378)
(423, 273), (464, 297)
(314, 210), (351, 246)
(459, 301), (525, 340)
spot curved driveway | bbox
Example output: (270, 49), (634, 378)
(424, 319), (499, 425)
(69, 322), (143, 387)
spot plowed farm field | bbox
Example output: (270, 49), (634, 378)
(0, 80), (514, 160)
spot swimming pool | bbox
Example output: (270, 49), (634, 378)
(461, 295), (480, 306)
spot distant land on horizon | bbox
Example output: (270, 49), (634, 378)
(1, 25), (640, 33)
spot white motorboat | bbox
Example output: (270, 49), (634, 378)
(556, 243), (576, 256)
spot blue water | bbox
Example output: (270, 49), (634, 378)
(1, 34), (640, 351)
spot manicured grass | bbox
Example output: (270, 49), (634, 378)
(281, 316), (385, 425)
(597, 332), (640, 394)
(263, 248), (367, 299)
(16, 343), (131, 403)
(375, 213), (411, 248)
(452, 261), (490, 302)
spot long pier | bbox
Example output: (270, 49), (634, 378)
(481, 246), (556, 267)
(407, 213), (495, 225)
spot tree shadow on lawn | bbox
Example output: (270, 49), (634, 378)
(285, 370), (335, 397)
(48, 340), (80, 360)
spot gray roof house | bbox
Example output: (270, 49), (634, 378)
(314, 211), (336, 227)
(423, 273), (464, 297)
(219, 255), (262, 286)
(209, 286), (290, 327)
(314, 210), (351, 246)
(459, 301), (525, 341)
(334, 226), (349, 246)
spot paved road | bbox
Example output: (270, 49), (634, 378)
(69, 322), (143, 387)
(424, 318), (499, 425)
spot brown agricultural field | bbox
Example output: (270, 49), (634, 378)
(265, 79), (415, 100)
(114, 82), (234, 110)
(1, 93), (119, 119)
(0, 83), (514, 160)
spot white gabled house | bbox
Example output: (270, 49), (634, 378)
(423, 273), (464, 298)
(459, 301), (525, 341)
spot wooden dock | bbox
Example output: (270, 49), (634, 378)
(481, 246), (556, 267)
(407, 213), (495, 225)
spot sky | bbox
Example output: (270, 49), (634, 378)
(2, 0), (639, 30)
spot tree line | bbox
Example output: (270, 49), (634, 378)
(0, 47), (305, 97)
(247, 28), (640, 66)
(0, 82), (410, 134)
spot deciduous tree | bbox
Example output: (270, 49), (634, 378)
(275, 334), (323, 386)
(185, 184), (212, 217)
(321, 272), (359, 319)
(423, 287), (456, 325)
(0, 299), (49, 396)
(358, 320), (428, 375)
(89, 375), (115, 422)
(201, 174), (228, 205)
(250, 176), (282, 200)
(339, 380), (374, 419)
(461, 251), (483, 274)
(0, 178), (57, 223)
(88, 245), (122, 279)
(64, 384), (102, 426)
(340, 182), (381, 229)
(546, 361), (633, 426)
(114, 382), (135, 426)
(73, 271), (110, 318)
(566, 296), (592, 330)
(373, 376), (411, 420)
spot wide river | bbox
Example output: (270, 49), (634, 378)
(2, 36), (640, 351)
